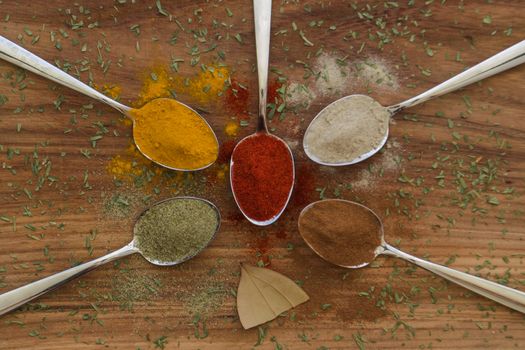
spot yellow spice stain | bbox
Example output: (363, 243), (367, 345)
(93, 82), (123, 100)
(101, 84), (122, 100)
(175, 64), (229, 104)
(225, 120), (239, 137)
(216, 164), (229, 181)
(136, 67), (173, 107)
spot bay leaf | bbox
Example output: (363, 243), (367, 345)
(237, 263), (309, 329)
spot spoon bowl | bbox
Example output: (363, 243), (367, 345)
(130, 98), (219, 172)
(0, 197), (221, 316)
(298, 199), (525, 313)
(133, 196), (221, 266)
(0, 35), (218, 172)
(303, 94), (390, 167)
(230, 132), (295, 226)
(303, 40), (525, 166)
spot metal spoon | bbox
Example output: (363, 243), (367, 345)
(0, 35), (219, 171)
(230, 0), (295, 226)
(0, 197), (221, 316)
(298, 199), (525, 313)
(304, 40), (525, 166)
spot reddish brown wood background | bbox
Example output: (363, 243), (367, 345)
(0, 1), (524, 349)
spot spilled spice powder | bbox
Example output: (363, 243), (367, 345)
(217, 139), (236, 164)
(136, 66), (173, 107)
(225, 79), (250, 113)
(95, 83), (122, 100)
(230, 133), (294, 223)
(224, 120), (239, 137)
(298, 199), (382, 267)
(111, 269), (161, 311)
(176, 64), (229, 104)
(267, 79), (282, 104)
(291, 162), (316, 208)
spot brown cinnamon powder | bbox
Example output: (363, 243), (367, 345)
(298, 199), (382, 267)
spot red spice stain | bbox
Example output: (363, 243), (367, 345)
(269, 220), (288, 239)
(218, 139), (237, 164)
(255, 234), (270, 255)
(267, 79), (282, 104)
(291, 162), (316, 208)
(225, 79), (250, 114)
(253, 233), (272, 266)
(274, 229), (287, 239)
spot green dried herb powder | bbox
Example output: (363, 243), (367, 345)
(134, 198), (219, 263)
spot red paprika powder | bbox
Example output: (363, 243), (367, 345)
(225, 79), (250, 114)
(230, 133), (294, 223)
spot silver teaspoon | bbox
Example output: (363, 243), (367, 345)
(230, 0), (295, 226)
(299, 199), (525, 314)
(0, 197), (220, 316)
(304, 40), (525, 166)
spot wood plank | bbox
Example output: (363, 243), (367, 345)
(0, 0), (524, 349)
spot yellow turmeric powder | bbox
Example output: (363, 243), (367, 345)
(101, 84), (122, 100)
(131, 98), (218, 170)
(107, 64), (228, 179)
(225, 120), (239, 137)
(175, 64), (229, 103)
(136, 67), (173, 107)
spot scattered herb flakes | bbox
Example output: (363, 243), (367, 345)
(487, 196), (500, 206)
(153, 335), (168, 349)
(299, 30), (314, 46)
(254, 326), (267, 346)
(192, 314), (209, 339)
(353, 332), (367, 349)
(320, 303), (332, 310)
(156, 0), (169, 17)
(234, 33), (243, 44)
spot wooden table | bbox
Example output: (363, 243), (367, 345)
(1, 1), (524, 348)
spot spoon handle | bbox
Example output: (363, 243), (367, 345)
(0, 243), (136, 316)
(253, 0), (272, 132)
(383, 243), (525, 314)
(0, 35), (130, 115)
(389, 40), (525, 113)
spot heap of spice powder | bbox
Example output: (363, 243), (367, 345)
(304, 95), (390, 164)
(134, 198), (219, 263)
(231, 133), (294, 222)
(298, 199), (382, 267)
(131, 98), (218, 170)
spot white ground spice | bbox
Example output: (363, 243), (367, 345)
(314, 53), (349, 96)
(351, 140), (402, 190)
(354, 58), (398, 90)
(304, 95), (390, 164)
(286, 82), (317, 109)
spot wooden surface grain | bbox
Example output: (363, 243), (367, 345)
(1, 0), (524, 349)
